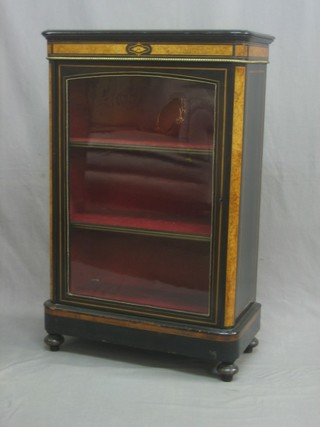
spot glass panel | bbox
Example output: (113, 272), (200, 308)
(67, 73), (215, 315)
(69, 148), (212, 236)
(70, 228), (210, 314)
(68, 75), (215, 149)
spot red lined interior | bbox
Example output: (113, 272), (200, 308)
(69, 148), (213, 236)
(68, 76), (215, 149)
(70, 228), (210, 314)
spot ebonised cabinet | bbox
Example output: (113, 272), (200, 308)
(43, 30), (273, 381)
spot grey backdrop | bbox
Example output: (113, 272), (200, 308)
(1, 1), (320, 426)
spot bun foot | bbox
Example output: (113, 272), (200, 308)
(216, 362), (239, 382)
(244, 337), (259, 353)
(44, 334), (64, 351)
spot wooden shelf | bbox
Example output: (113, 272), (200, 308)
(70, 211), (211, 241)
(70, 135), (213, 155)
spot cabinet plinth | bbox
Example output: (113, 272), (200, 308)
(43, 30), (273, 380)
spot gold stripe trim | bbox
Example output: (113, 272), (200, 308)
(235, 45), (249, 57)
(50, 42), (233, 57)
(48, 42), (269, 61)
(152, 44), (233, 56)
(248, 45), (268, 58)
(45, 305), (251, 342)
(224, 66), (246, 327)
(235, 45), (268, 58)
(51, 43), (128, 55)
(47, 55), (269, 64)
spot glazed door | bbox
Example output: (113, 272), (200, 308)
(59, 65), (226, 322)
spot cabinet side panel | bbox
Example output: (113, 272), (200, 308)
(224, 66), (246, 327)
(235, 64), (267, 319)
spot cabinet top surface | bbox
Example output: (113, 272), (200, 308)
(42, 30), (274, 44)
